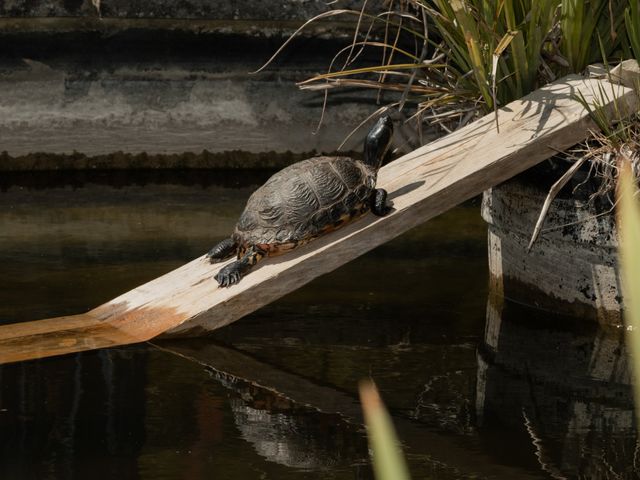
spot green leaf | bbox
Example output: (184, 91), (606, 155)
(360, 380), (412, 480)
(617, 157), (640, 426)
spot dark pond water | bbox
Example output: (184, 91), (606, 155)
(0, 171), (637, 479)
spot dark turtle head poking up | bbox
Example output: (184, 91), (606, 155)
(363, 115), (393, 169)
(207, 115), (395, 287)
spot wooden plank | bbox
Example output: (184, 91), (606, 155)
(156, 340), (542, 479)
(0, 74), (637, 364)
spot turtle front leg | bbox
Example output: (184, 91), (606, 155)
(371, 188), (392, 216)
(207, 237), (237, 263)
(215, 245), (266, 287)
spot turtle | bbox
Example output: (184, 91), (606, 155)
(207, 115), (394, 287)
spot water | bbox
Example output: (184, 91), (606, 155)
(0, 171), (636, 479)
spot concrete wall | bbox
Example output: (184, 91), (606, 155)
(482, 177), (621, 323)
(0, 59), (380, 159)
(0, 1), (370, 20)
(0, 0), (422, 169)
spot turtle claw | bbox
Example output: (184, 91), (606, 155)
(371, 188), (392, 217)
(377, 203), (393, 216)
(214, 245), (265, 287)
(215, 263), (243, 287)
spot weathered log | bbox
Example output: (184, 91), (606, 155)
(0, 73), (637, 364)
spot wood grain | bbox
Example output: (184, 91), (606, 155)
(0, 73), (637, 364)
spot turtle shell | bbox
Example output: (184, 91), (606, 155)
(234, 156), (377, 254)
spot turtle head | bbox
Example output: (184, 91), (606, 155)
(363, 115), (393, 170)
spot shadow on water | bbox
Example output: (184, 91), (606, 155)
(0, 171), (638, 479)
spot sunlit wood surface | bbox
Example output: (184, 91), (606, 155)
(0, 73), (637, 364)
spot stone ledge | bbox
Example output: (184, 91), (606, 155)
(0, 0), (376, 21)
(0, 149), (341, 171)
(0, 1), (403, 168)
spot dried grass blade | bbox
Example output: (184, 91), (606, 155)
(527, 156), (588, 251)
(491, 30), (518, 132)
(299, 78), (448, 95)
(298, 63), (438, 85)
(251, 9), (356, 74)
(377, 9), (403, 103)
(450, 0), (492, 108)
(337, 103), (399, 150)
(399, 6), (429, 112)
(342, 0), (369, 69)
